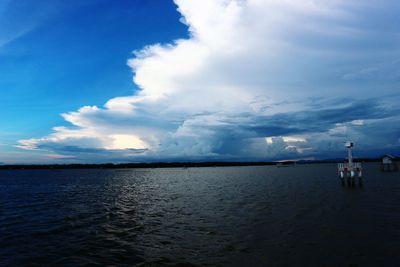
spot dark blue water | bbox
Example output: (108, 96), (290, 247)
(0, 163), (399, 266)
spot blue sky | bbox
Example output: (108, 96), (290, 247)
(1, 0), (399, 163)
(0, 0), (185, 134)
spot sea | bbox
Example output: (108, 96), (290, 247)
(0, 163), (399, 266)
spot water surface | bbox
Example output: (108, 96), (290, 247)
(1, 163), (399, 266)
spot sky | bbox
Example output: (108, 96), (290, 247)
(0, 0), (399, 164)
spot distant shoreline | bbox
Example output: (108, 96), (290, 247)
(0, 158), (381, 170)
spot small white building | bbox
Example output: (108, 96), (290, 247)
(381, 155), (398, 171)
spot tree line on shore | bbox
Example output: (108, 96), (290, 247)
(0, 158), (382, 170)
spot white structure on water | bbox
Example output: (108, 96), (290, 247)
(337, 141), (362, 179)
(381, 155), (398, 172)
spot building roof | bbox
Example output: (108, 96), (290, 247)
(382, 154), (398, 160)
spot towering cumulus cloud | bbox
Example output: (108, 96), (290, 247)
(18, 0), (400, 161)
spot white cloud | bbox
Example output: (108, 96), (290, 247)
(105, 134), (148, 150)
(17, 0), (400, 161)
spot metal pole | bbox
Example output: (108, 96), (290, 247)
(348, 146), (353, 167)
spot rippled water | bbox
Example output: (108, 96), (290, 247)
(0, 163), (399, 266)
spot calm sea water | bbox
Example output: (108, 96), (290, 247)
(0, 163), (399, 266)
